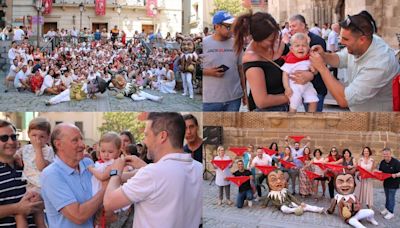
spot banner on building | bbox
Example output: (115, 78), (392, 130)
(146, 0), (158, 17)
(43, 0), (53, 14)
(96, 0), (106, 16)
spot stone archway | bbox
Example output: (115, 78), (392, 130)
(335, 0), (345, 22)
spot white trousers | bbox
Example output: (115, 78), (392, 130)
(131, 91), (161, 102)
(280, 202), (324, 214)
(348, 209), (375, 228)
(181, 72), (193, 97)
(49, 89), (71, 105)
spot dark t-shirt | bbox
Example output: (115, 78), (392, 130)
(0, 162), (35, 227)
(233, 169), (252, 193)
(243, 59), (285, 111)
(379, 157), (400, 189)
(184, 143), (203, 163)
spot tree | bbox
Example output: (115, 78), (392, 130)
(211, 0), (248, 16)
(98, 112), (145, 143)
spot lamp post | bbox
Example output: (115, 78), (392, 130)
(79, 2), (84, 31)
(35, 0), (43, 48)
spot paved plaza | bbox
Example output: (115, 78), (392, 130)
(203, 181), (400, 228)
(0, 72), (202, 112)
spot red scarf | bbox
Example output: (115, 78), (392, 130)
(282, 52), (310, 64)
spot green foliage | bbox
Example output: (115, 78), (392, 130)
(211, 0), (247, 16)
(98, 112), (145, 142)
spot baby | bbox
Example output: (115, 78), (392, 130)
(16, 118), (55, 228)
(282, 33), (319, 112)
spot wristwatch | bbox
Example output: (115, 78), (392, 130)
(110, 169), (119, 177)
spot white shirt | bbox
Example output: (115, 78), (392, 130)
(121, 153), (202, 228)
(40, 74), (55, 93)
(251, 154), (272, 174)
(327, 31), (339, 52)
(213, 155), (231, 186)
(13, 29), (25, 41)
(17, 144), (54, 188)
(14, 70), (29, 88)
(8, 48), (17, 64)
(8, 64), (18, 78)
(290, 146), (305, 159)
(309, 27), (322, 37)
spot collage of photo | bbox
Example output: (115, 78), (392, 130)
(0, 0), (399, 228)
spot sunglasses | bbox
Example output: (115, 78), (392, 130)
(344, 15), (366, 35)
(221, 23), (232, 31)
(0, 134), (18, 143)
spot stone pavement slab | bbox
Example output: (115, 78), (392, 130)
(0, 72), (202, 112)
(203, 181), (400, 228)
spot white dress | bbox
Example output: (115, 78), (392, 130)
(159, 70), (176, 94)
(214, 155), (231, 187)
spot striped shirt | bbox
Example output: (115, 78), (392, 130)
(0, 161), (35, 227)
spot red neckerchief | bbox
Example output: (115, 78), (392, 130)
(97, 159), (105, 163)
(282, 52), (310, 64)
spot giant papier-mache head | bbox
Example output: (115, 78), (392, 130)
(267, 169), (287, 191)
(334, 173), (356, 195)
(176, 35), (202, 54)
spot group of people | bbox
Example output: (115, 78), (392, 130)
(4, 26), (204, 105)
(202, 10), (399, 112)
(212, 136), (400, 227)
(0, 112), (203, 227)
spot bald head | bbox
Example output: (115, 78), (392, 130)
(331, 23), (340, 33)
(51, 123), (81, 154)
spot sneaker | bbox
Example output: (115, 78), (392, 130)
(254, 196), (260, 202)
(384, 212), (394, 220)
(380, 208), (389, 215)
(4, 89), (8, 93)
(189, 95), (194, 99)
(45, 101), (51, 106)
(226, 200), (233, 205)
(248, 200), (253, 208)
(217, 200), (222, 206)
(367, 217), (378, 226)
(182, 93), (187, 96)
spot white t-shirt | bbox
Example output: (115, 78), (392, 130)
(13, 29), (25, 41)
(40, 75), (55, 93)
(309, 27), (322, 37)
(213, 155), (232, 186)
(8, 48), (17, 64)
(8, 65), (18, 77)
(251, 154), (272, 174)
(14, 70), (29, 88)
(17, 144), (54, 188)
(121, 153), (202, 228)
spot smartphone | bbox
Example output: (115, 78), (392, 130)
(217, 64), (230, 72)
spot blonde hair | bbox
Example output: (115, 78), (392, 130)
(290, 32), (311, 45)
(28, 118), (51, 135)
(99, 132), (122, 150)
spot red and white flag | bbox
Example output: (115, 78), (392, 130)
(95, 0), (106, 16)
(43, 0), (52, 14)
(146, 0), (158, 17)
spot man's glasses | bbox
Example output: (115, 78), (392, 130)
(0, 134), (18, 143)
(344, 15), (366, 35)
(221, 23), (231, 31)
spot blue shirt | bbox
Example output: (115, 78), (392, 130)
(40, 156), (94, 228)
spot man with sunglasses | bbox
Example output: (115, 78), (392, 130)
(310, 11), (400, 111)
(0, 120), (44, 227)
(203, 10), (246, 111)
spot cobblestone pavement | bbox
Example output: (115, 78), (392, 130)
(0, 72), (202, 112)
(203, 181), (400, 228)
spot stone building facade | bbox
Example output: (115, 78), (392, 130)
(10, 0), (182, 38)
(266, 0), (400, 48)
(203, 113), (400, 173)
